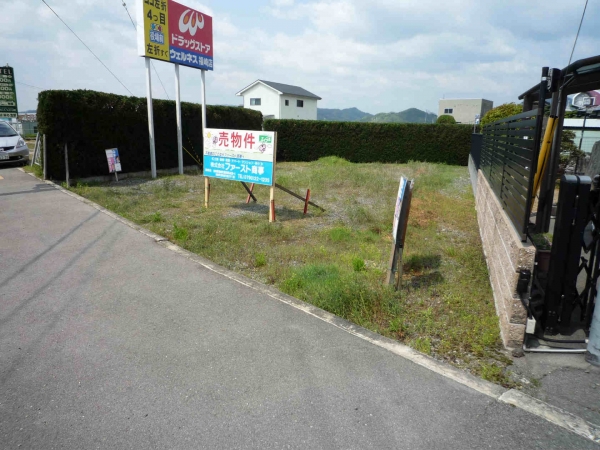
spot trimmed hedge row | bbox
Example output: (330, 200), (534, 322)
(263, 120), (473, 166)
(37, 90), (262, 179)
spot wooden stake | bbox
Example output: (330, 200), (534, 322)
(242, 182), (257, 203)
(304, 189), (311, 215)
(269, 186), (275, 222)
(204, 177), (210, 208)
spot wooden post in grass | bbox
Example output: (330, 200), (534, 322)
(241, 182), (257, 203)
(269, 185), (275, 222)
(304, 189), (311, 215)
(204, 177), (210, 208)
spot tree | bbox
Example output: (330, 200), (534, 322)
(559, 129), (585, 171)
(480, 103), (522, 126)
(436, 114), (456, 124)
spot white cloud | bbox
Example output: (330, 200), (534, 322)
(5, 0), (600, 114)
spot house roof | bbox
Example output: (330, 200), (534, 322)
(236, 80), (322, 100)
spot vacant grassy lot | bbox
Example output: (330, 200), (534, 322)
(68, 158), (512, 384)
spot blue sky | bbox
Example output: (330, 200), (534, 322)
(4, 0), (599, 114)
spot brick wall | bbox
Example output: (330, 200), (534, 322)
(475, 170), (536, 348)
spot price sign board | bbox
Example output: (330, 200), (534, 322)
(0, 66), (18, 119)
(203, 129), (276, 186)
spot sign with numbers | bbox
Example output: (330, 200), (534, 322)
(137, 0), (214, 71)
(0, 66), (18, 119)
(203, 129), (276, 186)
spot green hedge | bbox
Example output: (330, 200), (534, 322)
(37, 90), (262, 179)
(263, 120), (473, 166)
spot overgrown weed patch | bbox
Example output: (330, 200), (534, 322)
(69, 159), (512, 385)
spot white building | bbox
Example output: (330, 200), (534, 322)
(236, 80), (321, 120)
(438, 98), (493, 124)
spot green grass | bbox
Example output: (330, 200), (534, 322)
(67, 159), (512, 385)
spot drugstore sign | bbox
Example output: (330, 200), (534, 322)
(137, 0), (213, 71)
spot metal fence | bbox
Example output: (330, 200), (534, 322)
(481, 110), (540, 241)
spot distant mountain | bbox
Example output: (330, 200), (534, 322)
(362, 108), (437, 124)
(318, 107), (373, 122)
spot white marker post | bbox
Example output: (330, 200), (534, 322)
(201, 69), (209, 207)
(145, 57), (157, 179)
(175, 64), (183, 175)
(42, 134), (47, 180)
(64, 143), (70, 188)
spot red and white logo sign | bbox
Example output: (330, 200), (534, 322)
(178, 9), (204, 36)
(169, 0), (213, 57)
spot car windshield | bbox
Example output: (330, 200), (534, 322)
(0, 122), (18, 137)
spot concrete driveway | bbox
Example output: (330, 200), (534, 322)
(0, 167), (597, 449)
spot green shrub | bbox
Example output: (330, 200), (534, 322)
(480, 103), (522, 127)
(255, 253), (267, 267)
(37, 89), (262, 180)
(436, 115), (456, 124)
(352, 257), (366, 272)
(264, 120), (472, 166)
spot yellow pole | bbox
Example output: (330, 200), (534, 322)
(532, 116), (557, 201)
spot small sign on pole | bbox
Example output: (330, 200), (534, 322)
(105, 148), (122, 181)
(386, 177), (414, 289)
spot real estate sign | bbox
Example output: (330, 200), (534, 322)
(137, 0), (214, 71)
(105, 148), (122, 173)
(0, 66), (18, 119)
(203, 129), (276, 186)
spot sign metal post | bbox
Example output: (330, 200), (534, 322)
(175, 64), (183, 175)
(201, 69), (210, 207)
(145, 57), (157, 179)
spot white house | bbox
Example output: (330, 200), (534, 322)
(438, 98), (493, 124)
(236, 80), (321, 120)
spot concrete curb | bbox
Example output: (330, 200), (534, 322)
(19, 169), (600, 445)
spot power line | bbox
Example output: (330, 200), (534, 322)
(120, 1), (171, 100)
(567, 0), (589, 67)
(17, 82), (45, 90)
(41, 0), (134, 95)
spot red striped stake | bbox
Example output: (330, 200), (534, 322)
(304, 189), (311, 215)
(246, 183), (255, 204)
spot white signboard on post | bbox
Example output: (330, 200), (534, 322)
(392, 177), (407, 243)
(203, 129), (276, 186)
(105, 148), (122, 181)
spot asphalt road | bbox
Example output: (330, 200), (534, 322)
(0, 167), (596, 449)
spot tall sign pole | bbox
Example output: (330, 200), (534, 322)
(175, 64), (183, 175)
(201, 69), (209, 206)
(145, 57), (157, 178)
(137, 0), (213, 179)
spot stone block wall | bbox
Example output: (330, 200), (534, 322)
(475, 171), (536, 348)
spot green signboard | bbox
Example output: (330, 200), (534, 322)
(0, 66), (18, 119)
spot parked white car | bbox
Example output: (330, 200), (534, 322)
(0, 122), (30, 166)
